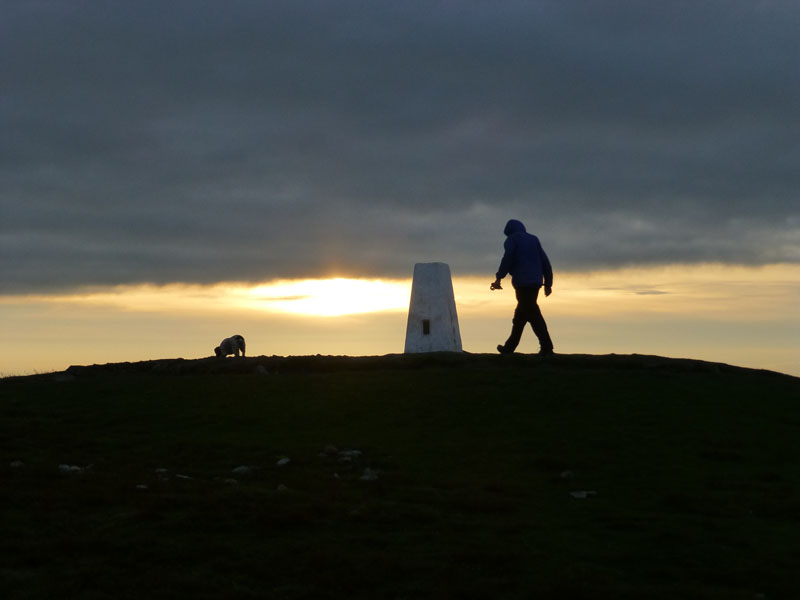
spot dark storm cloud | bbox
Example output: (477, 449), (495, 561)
(2, 0), (798, 292)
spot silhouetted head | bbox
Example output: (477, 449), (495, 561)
(214, 346), (222, 357)
(504, 219), (526, 236)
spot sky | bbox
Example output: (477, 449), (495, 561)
(1, 1), (798, 376)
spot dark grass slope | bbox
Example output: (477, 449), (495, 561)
(56, 351), (793, 378)
(1, 354), (799, 599)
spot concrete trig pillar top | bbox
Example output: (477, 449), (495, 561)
(404, 262), (462, 353)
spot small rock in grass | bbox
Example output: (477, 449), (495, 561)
(223, 478), (239, 485)
(569, 490), (598, 499)
(276, 457), (291, 467)
(319, 445), (339, 457)
(9, 460), (24, 469)
(136, 484), (149, 490)
(338, 449), (362, 462)
(277, 484), (289, 493)
(175, 474), (193, 480)
(232, 465), (253, 476)
(559, 470), (575, 480)
(359, 468), (379, 482)
(348, 504), (365, 517)
(58, 464), (84, 475)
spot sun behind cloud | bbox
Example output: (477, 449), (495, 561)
(1, 278), (411, 318)
(247, 278), (411, 317)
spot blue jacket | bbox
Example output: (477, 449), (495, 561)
(495, 219), (553, 289)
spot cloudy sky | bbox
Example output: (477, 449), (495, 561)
(3, 0), (798, 294)
(1, 1), (798, 377)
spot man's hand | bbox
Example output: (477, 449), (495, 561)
(490, 279), (503, 290)
(544, 285), (552, 297)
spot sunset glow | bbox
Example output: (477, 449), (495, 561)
(247, 278), (411, 316)
(2, 278), (412, 318)
(2, 265), (797, 378)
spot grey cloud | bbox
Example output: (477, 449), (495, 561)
(1, 1), (798, 292)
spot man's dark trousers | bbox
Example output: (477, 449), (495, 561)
(503, 286), (553, 352)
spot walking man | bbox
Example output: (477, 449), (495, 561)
(491, 219), (555, 355)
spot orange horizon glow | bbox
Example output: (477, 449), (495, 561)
(1, 264), (798, 377)
(2, 263), (798, 320)
(0, 278), (413, 318)
(247, 278), (411, 316)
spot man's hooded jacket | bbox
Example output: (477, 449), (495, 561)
(495, 219), (553, 289)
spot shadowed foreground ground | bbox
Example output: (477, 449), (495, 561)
(2, 353), (799, 599)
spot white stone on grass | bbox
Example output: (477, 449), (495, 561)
(569, 490), (598, 499)
(319, 445), (339, 457)
(359, 468), (380, 482)
(337, 449), (362, 462)
(58, 464), (84, 474)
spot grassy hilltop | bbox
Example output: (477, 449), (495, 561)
(1, 353), (799, 599)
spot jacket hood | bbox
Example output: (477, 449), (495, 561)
(503, 219), (526, 236)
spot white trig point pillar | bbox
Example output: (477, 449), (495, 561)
(404, 262), (463, 353)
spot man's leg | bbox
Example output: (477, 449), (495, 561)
(512, 287), (554, 353)
(498, 288), (530, 353)
(529, 303), (554, 352)
(517, 286), (554, 352)
(500, 303), (527, 352)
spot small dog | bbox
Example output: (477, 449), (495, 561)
(214, 334), (246, 358)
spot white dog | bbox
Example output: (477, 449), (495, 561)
(214, 335), (246, 357)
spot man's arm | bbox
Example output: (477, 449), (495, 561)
(540, 245), (553, 295)
(492, 238), (515, 290)
(495, 238), (515, 281)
